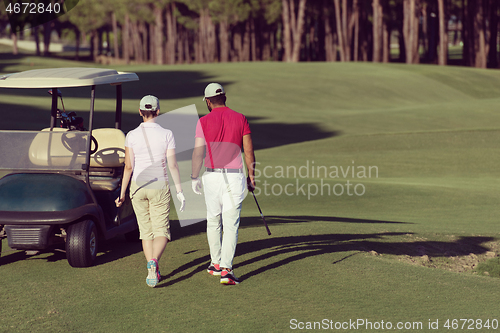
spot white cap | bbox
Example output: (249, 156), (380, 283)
(203, 83), (225, 101)
(140, 95), (159, 111)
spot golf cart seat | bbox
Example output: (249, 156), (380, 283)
(29, 128), (125, 191)
(89, 128), (125, 168)
(29, 127), (86, 167)
(89, 128), (126, 191)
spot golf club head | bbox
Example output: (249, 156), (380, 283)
(48, 89), (62, 97)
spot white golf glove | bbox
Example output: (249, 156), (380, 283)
(192, 178), (202, 195)
(176, 191), (186, 212)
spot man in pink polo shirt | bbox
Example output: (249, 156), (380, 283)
(191, 83), (256, 285)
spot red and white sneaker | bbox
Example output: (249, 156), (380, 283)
(207, 263), (222, 276)
(220, 269), (240, 285)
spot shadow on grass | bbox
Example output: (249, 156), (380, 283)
(0, 52), (29, 73)
(0, 236), (143, 267)
(0, 101), (338, 153)
(250, 215), (412, 226)
(0, 215), (496, 283)
(156, 215), (496, 285)
(234, 234), (495, 281)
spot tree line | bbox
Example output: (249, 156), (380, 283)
(1, 0), (499, 68)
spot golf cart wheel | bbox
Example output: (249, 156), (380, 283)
(66, 220), (98, 267)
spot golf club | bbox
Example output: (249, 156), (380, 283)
(251, 190), (271, 236)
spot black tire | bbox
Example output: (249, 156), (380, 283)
(66, 220), (98, 267)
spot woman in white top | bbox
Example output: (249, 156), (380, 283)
(116, 95), (185, 287)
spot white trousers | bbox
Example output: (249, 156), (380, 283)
(202, 171), (246, 269)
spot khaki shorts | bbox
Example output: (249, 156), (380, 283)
(130, 181), (171, 241)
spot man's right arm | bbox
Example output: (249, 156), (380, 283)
(243, 134), (256, 189)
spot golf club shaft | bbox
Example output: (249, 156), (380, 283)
(60, 96), (66, 112)
(252, 191), (271, 235)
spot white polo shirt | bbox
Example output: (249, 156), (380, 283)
(125, 122), (176, 186)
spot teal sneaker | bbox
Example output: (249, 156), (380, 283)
(146, 260), (158, 287)
(151, 258), (161, 282)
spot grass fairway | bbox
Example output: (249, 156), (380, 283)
(1, 53), (500, 332)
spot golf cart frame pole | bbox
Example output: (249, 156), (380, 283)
(115, 84), (122, 129)
(84, 85), (100, 207)
(50, 87), (58, 130)
(85, 85), (96, 176)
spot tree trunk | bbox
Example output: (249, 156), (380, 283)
(281, 0), (308, 62)
(74, 28), (80, 61)
(262, 28), (271, 60)
(352, 0), (359, 61)
(242, 20), (251, 61)
(184, 29), (191, 64)
(194, 29), (202, 63)
(33, 26), (40, 56)
(403, 0), (420, 64)
(219, 20), (230, 62)
(11, 31), (18, 55)
(139, 22), (148, 63)
(112, 13), (119, 59)
(488, 0), (498, 68)
(123, 14), (131, 64)
(359, 4), (369, 61)
(324, 8), (334, 61)
(43, 22), (52, 56)
(427, 0), (438, 63)
(250, 17), (257, 61)
(463, 0), (473, 66)
(472, 0), (486, 68)
(106, 29), (110, 55)
(165, 3), (176, 64)
(177, 26), (184, 63)
(232, 25), (242, 62)
(333, 0), (345, 61)
(153, 5), (163, 65)
(90, 30), (99, 61)
(305, 15), (312, 61)
(98, 28), (103, 56)
(282, 0), (292, 61)
(291, 0), (307, 62)
(382, 20), (389, 62)
(131, 20), (143, 63)
(149, 22), (156, 64)
(372, 0), (382, 62)
(421, 1), (428, 59)
(198, 8), (216, 63)
(437, 0), (447, 65)
(333, 0), (353, 61)
(272, 24), (280, 60)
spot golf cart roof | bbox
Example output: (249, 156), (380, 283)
(0, 68), (139, 88)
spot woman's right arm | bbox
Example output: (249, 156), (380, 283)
(116, 146), (133, 207)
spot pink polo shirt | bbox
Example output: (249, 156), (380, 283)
(195, 106), (251, 169)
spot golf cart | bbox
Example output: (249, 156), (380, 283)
(0, 68), (139, 267)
